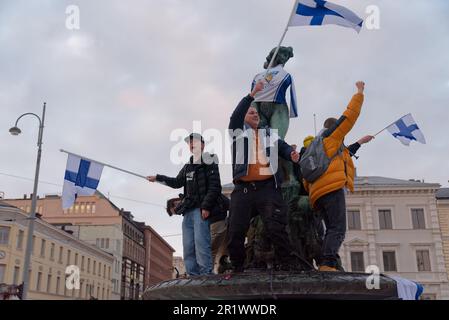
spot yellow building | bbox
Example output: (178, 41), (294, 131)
(437, 188), (449, 284)
(0, 201), (114, 300)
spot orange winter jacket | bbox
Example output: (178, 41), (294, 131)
(304, 93), (364, 207)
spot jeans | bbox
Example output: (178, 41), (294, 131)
(182, 207), (213, 276)
(315, 188), (346, 267)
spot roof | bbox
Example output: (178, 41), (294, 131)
(436, 188), (449, 199)
(354, 176), (439, 188)
(0, 200), (17, 209)
(222, 176), (440, 190)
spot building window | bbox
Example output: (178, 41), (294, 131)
(67, 249), (71, 265)
(56, 276), (61, 295)
(75, 253), (79, 266)
(47, 274), (52, 293)
(36, 272), (42, 291)
(74, 204), (80, 213)
(96, 238), (100, 247)
(0, 264), (6, 283)
(411, 209), (426, 229)
(105, 238), (109, 249)
(50, 243), (55, 260)
(32, 236), (36, 254)
(0, 226), (11, 245)
(98, 263), (102, 277)
(350, 252), (365, 272)
(416, 250), (431, 271)
(40, 239), (46, 257)
(80, 203), (85, 214)
(13, 266), (20, 285)
(86, 204), (91, 213)
(93, 261), (96, 275)
(347, 210), (361, 230)
(87, 258), (91, 273)
(104, 265), (107, 279)
(101, 238), (105, 248)
(383, 251), (397, 272)
(16, 230), (24, 249)
(58, 246), (63, 264)
(91, 204), (96, 213)
(378, 210), (393, 230)
(81, 256), (85, 271)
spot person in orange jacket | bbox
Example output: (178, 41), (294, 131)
(304, 81), (365, 272)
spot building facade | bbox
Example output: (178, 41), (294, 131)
(54, 224), (123, 300)
(343, 176), (449, 300)
(121, 211), (145, 300)
(436, 188), (449, 286)
(142, 225), (175, 288)
(223, 176), (449, 299)
(0, 201), (113, 300)
(4, 192), (174, 300)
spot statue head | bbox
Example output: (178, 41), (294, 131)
(263, 46), (294, 69)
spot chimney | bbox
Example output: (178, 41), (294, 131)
(23, 194), (27, 199)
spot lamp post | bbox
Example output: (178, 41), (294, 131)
(9, 102), (46, 300)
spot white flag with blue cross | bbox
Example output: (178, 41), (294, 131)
(288, 0), (364, 33)
(386, 114), (426, 146)
(62, 154), (104, 209)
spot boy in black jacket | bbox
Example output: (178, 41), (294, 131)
(147, 133), (221, 276)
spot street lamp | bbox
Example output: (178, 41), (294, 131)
(9, 102), (46, 300)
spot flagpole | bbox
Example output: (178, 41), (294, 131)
(266, 0), (298, 70)
(373, 113), (411, 137)
(60, 149), (148, 179)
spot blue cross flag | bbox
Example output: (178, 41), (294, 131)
(288, 0), (363, 33)
(62, 154), (104, 209)
(386, 114), (426, 146)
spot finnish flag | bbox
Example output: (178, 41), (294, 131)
(387, 114), (426, 146)
(288, 0), (364, 33)
(390, 276), (424, 300)
(62, 154), (104, 209)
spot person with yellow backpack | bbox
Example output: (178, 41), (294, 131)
(301, 81), (365, 272)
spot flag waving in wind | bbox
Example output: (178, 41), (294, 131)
(386, 114), (426, 146)
(288, 0), (364, 33)
(62, 154), (104, 209)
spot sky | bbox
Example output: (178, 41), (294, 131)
(1, 0), (448, 256)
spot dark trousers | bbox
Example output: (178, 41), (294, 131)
(228, 178), (292, 269)
(315, 188), (346, 267)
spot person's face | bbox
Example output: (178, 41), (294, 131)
(189, 139), (204, 155)
(244, 107), (260, 129)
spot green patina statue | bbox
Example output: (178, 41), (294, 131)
(245, 47), (323, 271)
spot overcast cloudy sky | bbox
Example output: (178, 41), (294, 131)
(1, 0), (448, 255)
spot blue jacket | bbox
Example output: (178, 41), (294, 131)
(228, 94), (295, 188)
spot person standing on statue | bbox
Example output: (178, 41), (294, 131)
(227, 80), (306, 273)
(302, 81), (366, 272)
(147, 133), (221, 276)
(251, 46), (298, 140)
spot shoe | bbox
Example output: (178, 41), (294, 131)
(318, 265), (338, 272)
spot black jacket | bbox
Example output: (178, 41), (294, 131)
(156, 153), (222, 214)
(228, 94), (295, 188)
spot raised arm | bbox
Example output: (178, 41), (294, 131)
(228, 81), (264, 130)
(323, 81), (365, 142)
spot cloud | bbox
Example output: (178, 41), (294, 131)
(1, 0), (449, 256)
